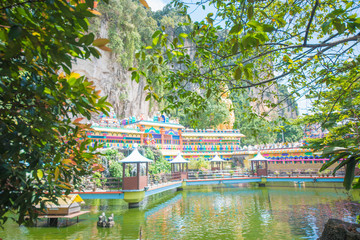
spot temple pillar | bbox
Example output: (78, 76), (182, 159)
(178, 129), (183, 150)
(160, 128), (164, 147)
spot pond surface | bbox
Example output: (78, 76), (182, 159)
(2, 183), (360, 240)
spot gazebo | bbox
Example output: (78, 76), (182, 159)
(119, 146), (153, 190)
(170, 152), (189, 181)
(209, 152), (226, 171)
(249, 151), (269, 176)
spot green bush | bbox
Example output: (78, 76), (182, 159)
(103, 149), (124, 178)
(149, 155), (171, 175)
(188, 157), (209, 170)
(109, 161), (123, 178)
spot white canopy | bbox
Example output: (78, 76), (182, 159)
(170, 152), (189, 164)
(209, 152), (226, 162)
(248, 151), (269, 161)
(119, 147), (153, 163)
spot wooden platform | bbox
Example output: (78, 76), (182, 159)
(38, 210), (90, 219)
(36, 211), (90, 227)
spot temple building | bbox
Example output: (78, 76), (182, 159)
(86, 111), (329, 172)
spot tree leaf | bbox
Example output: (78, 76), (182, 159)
(8, 25), (22, 40)
(152, 30), (162, 39)
(152, 36), (159, 46)
(93, 38), (110, 47)
(54, 167), (60, 181)
(232, 42), (239, 54)
(322, 146), (347, 155)
(320, 152), (349, 172)
(343, 157), (357, 190)
(37, 169), (43, 179)
(229, 24), (242, 35)
(73, 118), (84, 123)
(179, 33), (188, 38)
(98, 45), (112, 51)
(233, 66), (242, 80)
(139, 0), (149, 9)
(89, 9), (101, 15)
(262, 24), (276, 32)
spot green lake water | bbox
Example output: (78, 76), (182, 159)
(1, 183), (360, 240)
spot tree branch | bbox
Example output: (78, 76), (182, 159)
(304, 0), (319, 45)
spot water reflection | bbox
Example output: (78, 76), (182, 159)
(1, 185), (360, 240)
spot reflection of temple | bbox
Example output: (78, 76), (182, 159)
(86, 112), (330, 171)
(141, 187), (358, 239)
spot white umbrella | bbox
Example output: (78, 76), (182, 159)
(170, 152), (189, 164)
(248, 151), (269, 161)
(209, 152), (226, 162)
(119, 146), (153, 163)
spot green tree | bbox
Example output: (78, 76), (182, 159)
(131, 0), (360, 188)
(148, 155), (171, 175)
(103, 149), (125, 178)
(299, 64), (360, 190)
(231, 91), (277, 145)
(90, 0), (157, 68)
(140, 146), (170, 175)
(276, 122), (303, 143)
(0, 0), (112, 226)
(188, 157), (209, 170)
(131, 0), (360, 119)
(171, 97), (230, 128)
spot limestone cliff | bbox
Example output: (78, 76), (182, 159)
(248, 83), (298, 120)
(72, 19), (158, 119)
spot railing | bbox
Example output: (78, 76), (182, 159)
(188, 170), (248, 180)
(85, 177), (122, 191)
(188, 169), (345, 180)
(267, 170), (345, 177)
(80, 169), (347, 191)
(148, 173), (173, 186)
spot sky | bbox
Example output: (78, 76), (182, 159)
(146, 0), (169, 11)
(147, 0), (216, 23)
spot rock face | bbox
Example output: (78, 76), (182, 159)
(249, 84), (298, 121)
(72, 19), (157, 119)
(73, 55), (156, 119)
(318, 219), (360, 240)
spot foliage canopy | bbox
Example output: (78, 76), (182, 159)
(0, 0), (111, 226)
(299, 63), (360, 190)
(132, 0), (360, 119)
(131, 0), (360, 187)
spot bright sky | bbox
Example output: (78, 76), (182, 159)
(146, 0), (214, 22)
(146, 0), (168, 11)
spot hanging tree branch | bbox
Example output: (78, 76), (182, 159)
(304, 0), (319, 45)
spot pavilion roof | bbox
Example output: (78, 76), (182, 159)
(119, 146), (153, 163)
(248, 151), (269, 161)
(209, 152), (226, 162)
(170, 152), (189, 164)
